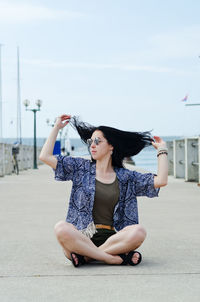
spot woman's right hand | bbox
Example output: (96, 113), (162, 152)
(54, 114), (71, 129)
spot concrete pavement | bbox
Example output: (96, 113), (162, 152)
(0, 164), (200, 302)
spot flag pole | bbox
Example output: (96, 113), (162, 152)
(17, 46), (22, 144)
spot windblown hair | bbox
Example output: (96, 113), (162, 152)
(69, 116), (153, 168)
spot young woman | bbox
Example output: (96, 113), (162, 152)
(39, 114), (168, 267)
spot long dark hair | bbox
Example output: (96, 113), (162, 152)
(69, 116), (153, 168)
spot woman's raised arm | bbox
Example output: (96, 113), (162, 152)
(152, 136), (168, 188)
(39, 114), (71, 169)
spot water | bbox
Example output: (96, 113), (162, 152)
(2, 137), (46, 147)
(132, 136), (182, 173)
(70, 136), (182, 173)
(3, 136), (181, 173)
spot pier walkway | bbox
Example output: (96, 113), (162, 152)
(0, 163), (200, 302)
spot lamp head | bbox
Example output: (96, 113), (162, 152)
(36, 99), (42, 109)
(23, 99), (30, 108)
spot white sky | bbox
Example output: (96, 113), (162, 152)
(1, 0), (200, 139)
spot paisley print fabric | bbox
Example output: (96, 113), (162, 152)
(54, 155), (159, 238)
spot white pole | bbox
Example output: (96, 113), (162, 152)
(0, 44), (3, 142)
(17, 46), (22, 144)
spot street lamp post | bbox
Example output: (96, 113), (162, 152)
(23, 99), (42, 169)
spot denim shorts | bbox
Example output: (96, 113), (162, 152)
(91, 228), (116, 247)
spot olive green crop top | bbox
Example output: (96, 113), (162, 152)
(92, 177), (120, 226)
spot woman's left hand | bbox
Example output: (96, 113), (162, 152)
(151, 136), (167, 150)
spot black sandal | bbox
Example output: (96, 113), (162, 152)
(118, 253), (128, 265)
(70, 252), (86, 268)
(127, 251), (142, 266)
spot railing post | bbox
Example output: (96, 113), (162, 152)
(198, 137), (200, 185)
(166, 141), (173, 175)
(174, 139), (185, 178)
(0, 143), (4, 176)
(4, 144), (12, 175)
(185, 137), (199, 182)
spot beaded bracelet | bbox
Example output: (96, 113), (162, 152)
(157, 151), (168, 157)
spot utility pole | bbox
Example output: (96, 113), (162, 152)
(0, 44), (3, 142)
(17, 46), (22, 144)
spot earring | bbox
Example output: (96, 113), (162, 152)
(110, 150), (113, 155)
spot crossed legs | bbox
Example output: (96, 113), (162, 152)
(54, 221), (146, 265)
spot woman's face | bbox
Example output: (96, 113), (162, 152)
(89, 130), (113, 160)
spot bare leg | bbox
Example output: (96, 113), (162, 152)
(54, 221), (123, 265)
(98, 225), (147, 264)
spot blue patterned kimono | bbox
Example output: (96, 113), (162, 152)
(54, 155), (159, 238)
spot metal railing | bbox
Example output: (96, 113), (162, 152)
(166, 137), (200, 184)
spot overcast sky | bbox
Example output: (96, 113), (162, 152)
(1, 0), (200, 139)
